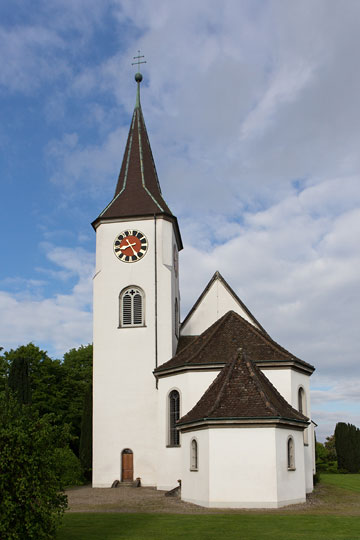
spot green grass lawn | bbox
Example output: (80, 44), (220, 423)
(321, 473), (360, 493)
(57, 475), (360, 540)
(57, 514), (360, 540)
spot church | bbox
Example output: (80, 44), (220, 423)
(92, 70), (316, 508)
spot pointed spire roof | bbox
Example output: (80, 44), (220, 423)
(177, 348), (309, 429)
(92, 72), (183, 249)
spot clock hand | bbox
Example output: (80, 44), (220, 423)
(120, 242), (136, 250)
(121, 239), (137, 255)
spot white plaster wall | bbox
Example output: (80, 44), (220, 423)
(93, 217), (178, 487)
(290, 370), (314, 493)
(275, 428), (306, 505)
(262, 368), (314, 493)
(180, 430), (209, 505)
(261, 368), (293, 403)
(208, 428), (279, 507)
(181, 427), (280, 508)
(181, 278), (259, 336)
(304, 423), (315, 492)
(156, 370), (218, 490)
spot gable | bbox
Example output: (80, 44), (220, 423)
(180, 271), (266, 336)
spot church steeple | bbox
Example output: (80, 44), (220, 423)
(92, 71), (182, 249)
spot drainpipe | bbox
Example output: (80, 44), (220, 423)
(154, 214), (158, 387)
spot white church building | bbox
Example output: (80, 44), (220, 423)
(92, 71), (316, 508)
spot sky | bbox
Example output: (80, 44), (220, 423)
(0, 0), (359, 441)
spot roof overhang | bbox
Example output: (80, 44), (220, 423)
(154, 362), (225, 378)
(92, 212), (183, 251)
(154, 358), (314, 378)
(256, 359), (315, 375)
(177, 416), (310, 433)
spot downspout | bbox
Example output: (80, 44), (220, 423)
(154, 214), (158, 388)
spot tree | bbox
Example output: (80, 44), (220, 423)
(8, 355), (31, 404)
(4, 343), (93, 457)
(62, 344), (93, 455)
(4, 343), (59, 415)
(315, 439), (338, 473)
(335, 422), (360, 473)
(0, 346), (8, 393)
(79, 382), (92, 479)
(0, 392), (67, 539)
(324, 434), (337, 461)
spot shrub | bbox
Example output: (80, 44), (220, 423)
(0, 393), (67, 539)
(54, 446), (84, 488)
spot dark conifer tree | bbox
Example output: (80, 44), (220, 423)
(335, 422), (360, 473)
(79, 382), (92, 479)
(8, 355), (31, 405)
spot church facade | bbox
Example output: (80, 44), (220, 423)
(92, 72), (315, 508)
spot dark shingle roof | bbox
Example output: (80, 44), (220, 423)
(92, 82), (183, 249)
(177, 348), (309, 427)
(155, 310), (314, 375)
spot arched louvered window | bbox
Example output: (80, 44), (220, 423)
(168, 390), (180, 447)
(287, 437), (295, 470)
(120, 287), (144, 327)
(190, 438), (198, 471)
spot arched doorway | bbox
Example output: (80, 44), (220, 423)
(121, 449), (133, 482)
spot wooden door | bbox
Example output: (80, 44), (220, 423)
(122, 450), (133, 482)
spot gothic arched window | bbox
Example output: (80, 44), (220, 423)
(168, 390), (180, 447)
(298, 387), (306, 414)
(298, 386), (309, 444)
(119, 287), (144, 327)
(190, 438), (198, 471)
(287, 437), (295, 470)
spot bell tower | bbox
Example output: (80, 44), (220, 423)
(92, 66), (183, 487)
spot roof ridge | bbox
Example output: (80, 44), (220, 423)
(98, 111), (137, 218)
(181, 272), (268, 334)
(206, 352), (238, 417)
(139, 107), (163, 196)
(136, 108), (164, 212)
(245, 353), (279, 416)
(247, 352), (308, 421)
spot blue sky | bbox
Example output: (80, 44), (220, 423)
(1, 0), (360, 440)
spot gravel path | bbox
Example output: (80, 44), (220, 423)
(65, 483), (329, 515)
(65, 484), (210, 514)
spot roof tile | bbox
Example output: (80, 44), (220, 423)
(156, 310), (314, 373)
(178, 348), (308, 426)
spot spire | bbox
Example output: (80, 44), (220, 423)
(92, 60), (182, 250)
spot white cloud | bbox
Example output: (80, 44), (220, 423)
(0, 24), (68, 93)
(0, 245), (94, 357)
(240, 61), (315, 141)
(46, 127), (128, 200)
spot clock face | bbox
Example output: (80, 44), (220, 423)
(113, 230), (148, 262)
